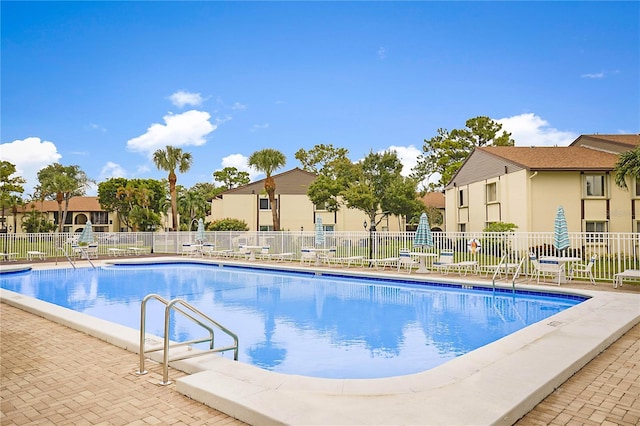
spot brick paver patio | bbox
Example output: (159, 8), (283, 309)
(1, 261), (639, 425)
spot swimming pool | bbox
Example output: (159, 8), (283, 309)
(0, 262), (585, 379)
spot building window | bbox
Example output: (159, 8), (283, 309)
(259, 225), (274, 231)
(91, 212), (109, 225)
(259, 198), (277, 210)
(315, 201), (328, 211)
(458, 223), (466, 233)
(458, 188), (468, 207)
(585, 221), (607, 242)
(486, 182), (497, 203)
(584, 174), (606, 197)
(635, 177), (640, 198)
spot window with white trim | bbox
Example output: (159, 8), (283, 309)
(259, 198), (277, 210)
(584, 174), (606, 197)
(486, 182), (497, 203)
(458, 188), (468, 207)
(635, 177), (640, 198)
(315, 201), (328, 211)
(585, 221), (607, 242)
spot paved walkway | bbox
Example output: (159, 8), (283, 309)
(1, 262), (639, 425)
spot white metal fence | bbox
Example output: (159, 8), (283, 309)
(2, 231), (639, 283)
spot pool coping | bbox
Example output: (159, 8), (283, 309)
(2, 257), (639, 425)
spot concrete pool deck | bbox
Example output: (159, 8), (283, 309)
(1, 257), (639, 425)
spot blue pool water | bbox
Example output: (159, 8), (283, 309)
(0, 264), (586, 379)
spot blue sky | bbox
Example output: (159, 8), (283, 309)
(2, 1), (638, 196)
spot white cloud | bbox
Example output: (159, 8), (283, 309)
(249, 123), (270, 132)
(232, 102), (247, 110)
(581, 72), (605, 79)
(497, 113), (577, 147)
(383, 145), (438, 190)
(126, 110), (216, 156)
(87, 123), (107, 132)
(378, 46), (386, 60)
(219, 154), (262, 182)
(169, 90), (204, 108)
(385, 145), (421, 177)
(100, 161), (127, 180)
(0, 137), (62, 195)
(216, 115), (233, 125)
(136, 164), (151, 174)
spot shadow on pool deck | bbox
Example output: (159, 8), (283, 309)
(1, 257), (639, 425)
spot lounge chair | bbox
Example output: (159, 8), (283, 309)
(2, 252), (18, 262)
(331, 255), (365, 268)
(613, 269), (640, 288)
(366, 257), (399, 269)
(432, 250), (478, 276)
(27, 251), (47, 261)
(271, 252), (295, 262)
(569, 254), (598, 285)
(108, 248), (127, 257)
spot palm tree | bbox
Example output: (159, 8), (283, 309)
(152, 146), (193, 231)
(614, 146), (640, 189)
(178, 188), (208, 230)
(37, 163), (91, 232)
(248, 149), (286, 231)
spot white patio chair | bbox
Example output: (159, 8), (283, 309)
(201, 243), (216, 257)
(318, 246), (337, 265)
(300, 247), (316, 265)
(85, 243), (99, 259)
(397, 248), (419, 273)
(529, 252), (562, 285)
(231, 245), (250, 260)
(180, 243), (198, 257)
(432, 250), (455, 274)
(256, 245), (271, 260)
(569, 254), (598, 285)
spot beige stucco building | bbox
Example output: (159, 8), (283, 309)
(2, 197), (122, 234)
(210, 168), (407, 232)
(444, 134), (640, 234)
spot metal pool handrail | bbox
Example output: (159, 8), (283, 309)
(56, 247), (77, 269)
(492, 254), (527, 292)
(137, 293), (239, 385)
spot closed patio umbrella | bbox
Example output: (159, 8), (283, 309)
(553, 206), (570, 255)
(78, 221), (94, 245)
(195, 218), (206, 243)
(315, 217), (325, 246)
(413, 213), (433, 250)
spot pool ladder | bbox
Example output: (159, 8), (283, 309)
(491, 254), (527, 292)
(56, 246), (97, 269)
(137, 294), (239, 385)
